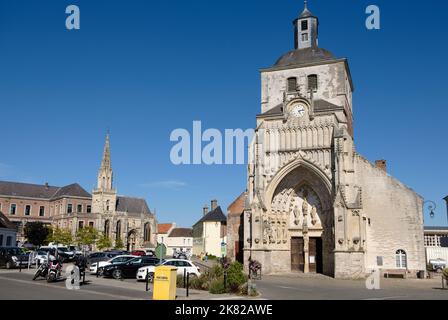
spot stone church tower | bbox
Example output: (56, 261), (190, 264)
(92, 133), (117, 216)
(243, 2), (426, 279)
(92, 134), (157, 250)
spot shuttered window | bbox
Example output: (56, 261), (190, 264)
(308, 74), (318, 91)
(287, 77), (297, 92)
(301, 20), (308, 31)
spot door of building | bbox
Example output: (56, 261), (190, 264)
(291, 237), (304, 272)
(309, 237), (323, 273)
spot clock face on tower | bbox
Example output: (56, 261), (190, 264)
(290, 104), (306, 118)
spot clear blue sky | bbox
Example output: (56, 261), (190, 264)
(0, 0), (447, 227)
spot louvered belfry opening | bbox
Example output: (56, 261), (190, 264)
(287, 77), (297, 92)
(308, 74), (318, 91)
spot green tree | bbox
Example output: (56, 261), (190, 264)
(24, 222), (50, 247)
(97, 233), (112, 251)
(75, 227), (99, 249)
(114, 237), (124, 249)
(48, 227), (73, 246)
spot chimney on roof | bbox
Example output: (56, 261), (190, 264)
(211, 199), (218, 211)
(203, 204), (209, 216)
(375, 160), (387, 173)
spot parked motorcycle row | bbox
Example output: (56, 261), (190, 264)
(32, 254), (87, 284)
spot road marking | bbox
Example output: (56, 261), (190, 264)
(0, 275), (146, 300)
(362, 296), (407, 300)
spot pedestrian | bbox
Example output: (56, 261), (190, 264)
(205, 252), (208, 262)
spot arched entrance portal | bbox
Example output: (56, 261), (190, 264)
(269, 163), (334, 276)
(127, 229), (137, 252)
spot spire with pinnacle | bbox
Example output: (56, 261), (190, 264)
(97, 133), (113, 190)
(294, 0), (319, 49)
(101, 133), (112, 169)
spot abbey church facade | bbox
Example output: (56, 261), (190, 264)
(242, 3), (426, 279)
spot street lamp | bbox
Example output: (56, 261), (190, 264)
(424, 200), (437, 219)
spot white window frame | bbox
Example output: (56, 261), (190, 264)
(24, 204), (32, 216)
(10, 203), (17, 215)
(39, 206), (45, 217)
(396, 250), (407, 269)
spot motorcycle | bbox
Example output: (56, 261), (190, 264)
(33, 261), (49, 281)
(46, 259), (63, 283)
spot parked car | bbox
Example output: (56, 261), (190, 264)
(102, 256), (162, 279)
(429, 258), (447, 272)
(173, 250), (189, 260)
(89, 255), (137, 274)
(87, 252), (120, 266)
(34, 250), (51, 265)
(39, 246), (74, 263)
(130, 250), (146, 257)
(0, 247), (30, 269)
(137, 259), (201, 282)
(68, 245), (83, 256)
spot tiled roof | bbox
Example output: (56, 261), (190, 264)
(116, 196), (151, 215)
(0, 181), (60, 199)
(425, 226), (448, 232)
(0, 181), (91, 200)
(194, 206), (227, 226)
(227, 192), (247, 216)
(158, 223), (174, 234)
(169, 228), (193, 238)
(52, 183), (91, 199)
(257, 99), (342, 118)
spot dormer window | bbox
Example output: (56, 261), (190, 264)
(301, 20), (308, 31)
(287, 77), (297, 92)
(308, 74), (318, 91)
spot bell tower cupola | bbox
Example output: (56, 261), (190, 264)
(293, 0), (319, 50)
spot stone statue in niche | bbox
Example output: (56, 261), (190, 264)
(310, 206), (318, 226)
(302, 195), (309, 216)
(282, 221), (288, 242)
(269, 218), (276, 244)
(293, 205), (300, 226)
(277, 221), (282, 244)
(262, 218), (272, 244)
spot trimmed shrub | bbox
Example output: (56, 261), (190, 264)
(209, 277), (226, 294)
(176, 275), (184, 288)
(209, 264), (224, 279)
(226, 261), (247, 293)
(190, 274), (210, 291)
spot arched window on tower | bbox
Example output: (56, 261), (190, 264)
(104, 220), (110, 238)
(144, 223), (151, 242)
(396, 250), (407, 269)
(116, 220), (121, 241)
(287, 77), (297, 92)
(106, 200), (110, 212)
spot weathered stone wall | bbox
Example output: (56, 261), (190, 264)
(261, 61), (352, 114)
(355, 155), (426, 276)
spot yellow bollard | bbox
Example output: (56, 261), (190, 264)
(153, 266), (177, 300)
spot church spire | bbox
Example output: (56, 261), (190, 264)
(97, 133), (113, 190)
(101, 133), (112, 169)
(294, 0), (319, 49)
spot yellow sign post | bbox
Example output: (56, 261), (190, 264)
(153, 266), (177, 300)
